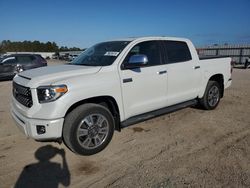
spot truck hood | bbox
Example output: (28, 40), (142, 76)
(16, 64), (101, 88)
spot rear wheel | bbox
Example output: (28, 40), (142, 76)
(200, 81), (221, 110)
(63, 103), (114, 155)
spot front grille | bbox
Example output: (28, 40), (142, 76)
(13, 82), (33, 108)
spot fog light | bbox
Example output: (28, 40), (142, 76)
(36, 125), (46, 134)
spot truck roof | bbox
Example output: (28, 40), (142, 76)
(110, 36), (190, 42)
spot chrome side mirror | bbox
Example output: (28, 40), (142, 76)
(14, 64), (24, 74)
(123, 54), (148, 69)
(128, 54), (148, 64)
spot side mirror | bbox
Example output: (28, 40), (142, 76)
(122, 54), (148, 69)
(14, 64), (24, 74)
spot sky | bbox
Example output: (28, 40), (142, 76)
(0, 0), (250, 48)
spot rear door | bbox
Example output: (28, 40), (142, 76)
(161, 40), (200, 106)
(119, 40), (168, 118)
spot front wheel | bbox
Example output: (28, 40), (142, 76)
(63, 103), (115, 155)
(200, 81), (221, 110)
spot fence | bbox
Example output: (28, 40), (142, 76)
(197, 44), (250, 64)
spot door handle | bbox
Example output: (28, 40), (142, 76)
(194, 66), (200, 69)
(157, 70), (167, 75)
(123, 78), (133, 83)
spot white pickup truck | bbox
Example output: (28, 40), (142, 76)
(11, 37), (232, 155)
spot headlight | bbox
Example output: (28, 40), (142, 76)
(37, 85), (68, 103)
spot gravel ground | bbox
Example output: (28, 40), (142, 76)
(0, 62), (249, 188)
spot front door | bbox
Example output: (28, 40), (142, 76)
(119, 41), (168, 119)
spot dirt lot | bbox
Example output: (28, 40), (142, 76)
(0, 62), (250, 188)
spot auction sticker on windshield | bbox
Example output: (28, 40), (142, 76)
(104, 51), (120, 56)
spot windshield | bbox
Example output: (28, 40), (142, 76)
(71, 41), (130, 66)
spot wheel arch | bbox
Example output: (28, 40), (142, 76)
(65, 96), (121, 131)
(208, 74), (224, 98)
(200, 74), (224, 99)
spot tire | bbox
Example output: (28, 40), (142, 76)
(63, 103), (115, 155)
(200, 81), (221, 110)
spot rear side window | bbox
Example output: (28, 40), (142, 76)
(35, 55), (45, 61)
(163, 41), (192, 63)
(16, 56), (34, 64)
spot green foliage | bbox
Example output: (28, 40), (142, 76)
(0, 40), (82, 52)
(59, 46), (82, 52)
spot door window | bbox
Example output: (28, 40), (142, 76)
(163, 41), (192, 63)
(16, 56), (34, 64)
(2, 57), (16, 64)
(123, 41), (162, 67)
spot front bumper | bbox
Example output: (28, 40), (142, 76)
(11, 103), (64, 141)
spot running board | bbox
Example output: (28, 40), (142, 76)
(121, 99), (197, 128)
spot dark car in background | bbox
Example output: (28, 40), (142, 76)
(0, 54), (47, 80)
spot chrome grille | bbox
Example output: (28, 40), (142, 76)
(13, 82), (33, 108)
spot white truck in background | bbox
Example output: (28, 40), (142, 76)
(11, 37), (232, 155)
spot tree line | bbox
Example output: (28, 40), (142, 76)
(0, 40), (83, 53)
